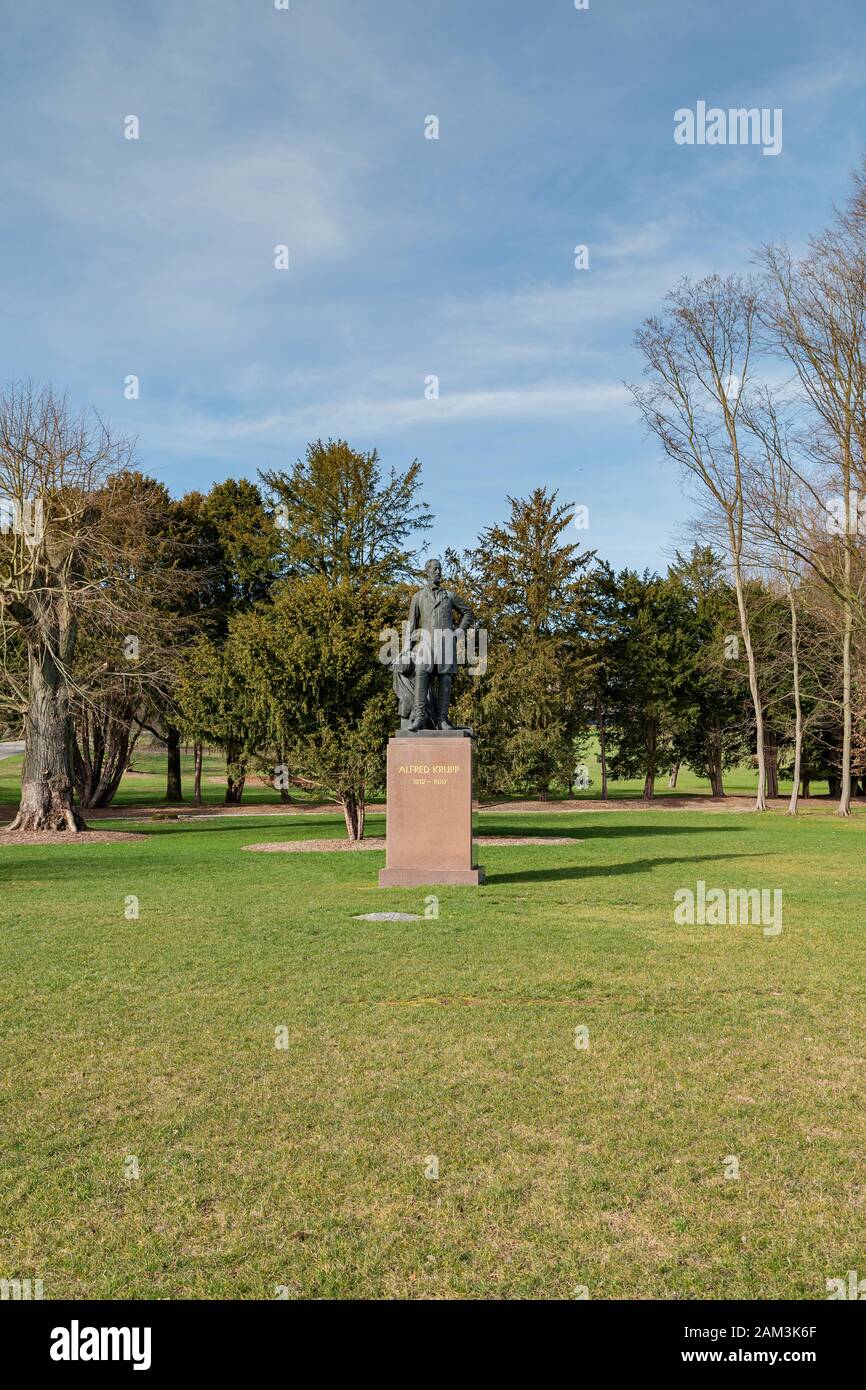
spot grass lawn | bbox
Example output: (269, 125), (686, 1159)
(1, 804), (863, 1299)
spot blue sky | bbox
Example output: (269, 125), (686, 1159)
(2, 0), (865, 570)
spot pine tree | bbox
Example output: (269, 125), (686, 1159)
(456, 488), (593, 798)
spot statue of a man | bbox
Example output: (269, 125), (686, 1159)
(404, 558), (474, 732)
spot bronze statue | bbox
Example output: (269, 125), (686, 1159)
(393, 558), (475, 732)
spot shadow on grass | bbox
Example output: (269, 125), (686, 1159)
(476, 821), (745, 842)
(98, 815), (383, 837)
(487, 850), (759, 885)
(133, 817), (737, 845)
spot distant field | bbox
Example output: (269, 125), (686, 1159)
(0, 749), (317, 811)
(571, 741), (830, 801)
(0, 742), (833, 811)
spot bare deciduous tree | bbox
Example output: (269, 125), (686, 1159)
(0, 383), (176, 831)
(758, 211), (866, 816)
(631, 275), (770, 810)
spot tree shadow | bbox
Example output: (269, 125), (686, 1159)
(476, 821), (745, 843)
(99, 814), (367, 837)
(486, 849), (758, 886)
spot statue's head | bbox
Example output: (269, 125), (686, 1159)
(425, 558), (442, 588)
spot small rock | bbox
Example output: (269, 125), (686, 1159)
(352, 912), (421, 922)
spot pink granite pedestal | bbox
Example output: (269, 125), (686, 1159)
(378, 732), (484, 887)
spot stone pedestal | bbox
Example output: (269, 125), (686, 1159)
(379, 731), (484, 887)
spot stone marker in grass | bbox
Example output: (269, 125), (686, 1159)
(352, 912), (421, 922)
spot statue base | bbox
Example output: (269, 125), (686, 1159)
(378, 868), (484, 887)
(379, 733), (484, 888)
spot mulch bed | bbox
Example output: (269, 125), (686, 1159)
(244, 837), (385, 853)
(0, 829), (148, 846)
(242, 835), (576, 853)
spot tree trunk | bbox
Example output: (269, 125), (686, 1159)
(225, 778), (245, 804)
(342, 788), (366, 841)
(224, 741), (246, 804)
(277, 752), (293, 805)
(787, 587), (802, 817)
(731, 547), (767, 810)
(73, 701), (139, 809)
(598, 703), (609, 800)
(193, 742), (203, 806)
(72, 705), (102, 807)
(643, 722), (656, 801)
(801, 776), (810, 799)
(667, 761), (680, 790)
(9, 644), (87, 832)
(839, 601), (852, 817)
(225, 772), (245, 804)
(763, 728), (779, 800)
(165, 725), (184, 802)
(706, 726), (724, 798)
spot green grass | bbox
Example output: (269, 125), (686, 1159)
(1, 806), (863, 1299)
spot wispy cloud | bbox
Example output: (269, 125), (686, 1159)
(144, 380), (629, 455)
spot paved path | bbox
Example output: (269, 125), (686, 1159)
(0, 741), (23, 760)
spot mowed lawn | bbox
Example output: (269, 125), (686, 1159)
(1, 807), (864, 1300)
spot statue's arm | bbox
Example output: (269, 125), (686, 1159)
(451, 592), (475, 631)
(394, 592), (420, 667)
(407, 591), (420, 632)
